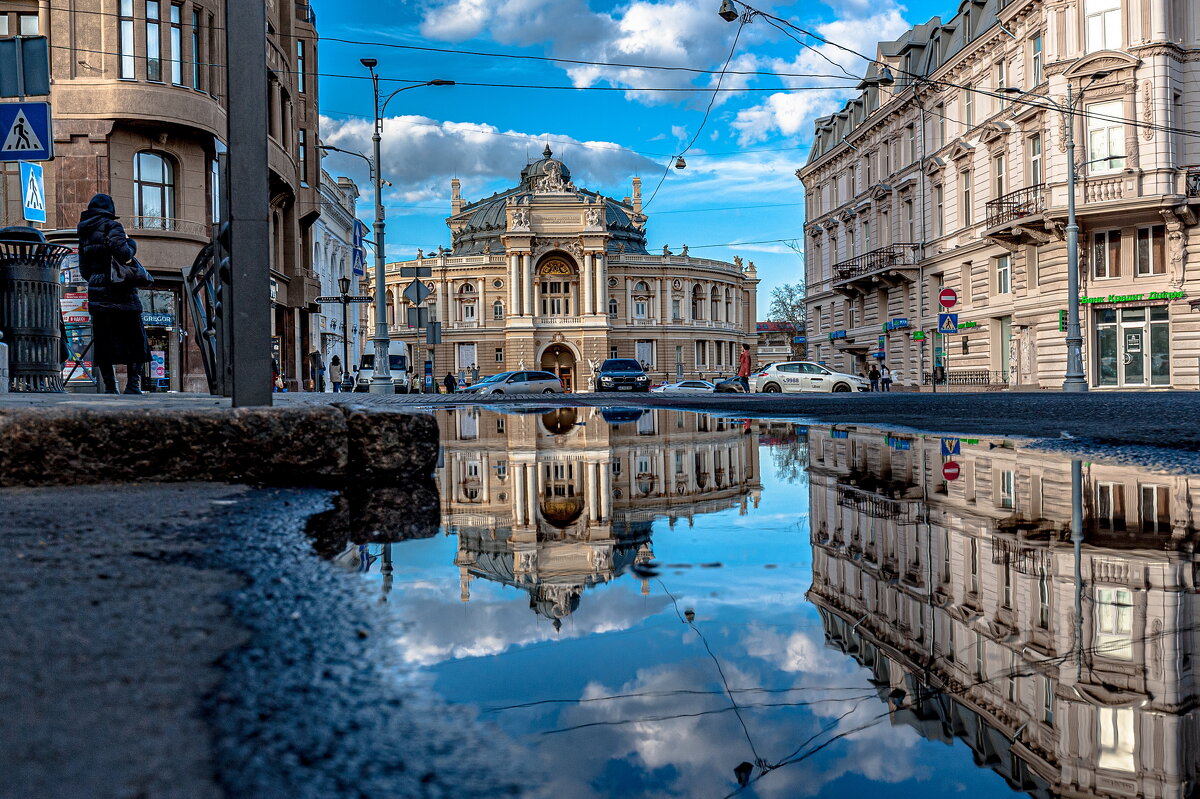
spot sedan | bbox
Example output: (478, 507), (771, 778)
(713, 376), (747, 393)
(458, 370), (564, 395)
(749, 361), (869, 393)
(651, 380), (716, 394)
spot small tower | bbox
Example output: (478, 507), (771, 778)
(450, 178), (462, 215)
(632, 177), (642, 215)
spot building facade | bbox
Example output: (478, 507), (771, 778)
(798, 0), (1200, 390)
(806, 424), (1199, 796)
(311, 170), (363, 386)
(0, 0), (320, 391)
(368, 147), (758, 390)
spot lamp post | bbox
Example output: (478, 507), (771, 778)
(1001, 72), (1108, 392)
(338, 275), (354, 391)
(361, 60), (455, 393)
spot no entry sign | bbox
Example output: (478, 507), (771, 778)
(942, 460), (961, 481)
(939, 288), (958, 309)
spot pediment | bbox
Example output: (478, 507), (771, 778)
(980, 121), (1012, 146)
(838, 208), (857, 223)
(946, 140), (975, 162)
(924, 156), (947, 175)
(869, 183), (893, 201)
(1063, 50), (1141, 80)
(807, 222), (826, 236)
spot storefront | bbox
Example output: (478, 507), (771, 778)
(1089, 292), (1184, 388)
(139, 288), (182, 392)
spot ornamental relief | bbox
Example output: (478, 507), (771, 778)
(537, 257), (576, 276)
(532, 237), (584, 258)
(1142, 80), (1154, 140)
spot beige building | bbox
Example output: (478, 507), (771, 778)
(0, 0), (320, 391)
(368, 147), (758, 390)
(440, 406), (762, 622)
(806, 424), (1199, 795)
(798, 0), (1200, 390)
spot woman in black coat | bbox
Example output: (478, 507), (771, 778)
(77, 194), (151, 394)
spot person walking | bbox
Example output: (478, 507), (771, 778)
(443, 372), (457, 394)
(737, 343), (752, 392)
(867, 364), (881, 392)
(880, 363), (893, 392)
(308, 350), (325, 392)
(329, 355), (344, 392)
(77, 194), (151, 394)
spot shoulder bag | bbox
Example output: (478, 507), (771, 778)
(109, 256), (154, 288)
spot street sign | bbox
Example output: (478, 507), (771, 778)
(316, 295), (372, 304)
(938, 287), (958, 308)
(0, 37), (50, 98)
(426, 321), (442, 345)
(351, 220), (367, 276)
(942, 461), (961, 481)
(19, 161), (45, 223)
(940, 438), (961, 457)
(0, 102), (52, 161)
(403, 278), (431, 306)
(938, 313), (959, 334)
(400, 265), (433, 278)
(406, 306), (429, 329)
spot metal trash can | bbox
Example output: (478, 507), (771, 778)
(0, 226), (72, 392)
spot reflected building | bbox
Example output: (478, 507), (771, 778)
(438, 408), (761, 624)
(805, 425), (1200, 797)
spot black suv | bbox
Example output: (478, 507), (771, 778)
(596, 359), (651, 392)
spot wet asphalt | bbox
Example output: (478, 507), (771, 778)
(0, 483), (524, 799)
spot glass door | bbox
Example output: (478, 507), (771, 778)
(1149, 306), (1171, 385)
(1121, 308), (1146, 386)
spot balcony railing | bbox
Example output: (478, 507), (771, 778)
(126, 216), (210, 237)
(1187, 168), (1200, 197)
(984, 184), (1045, 228)
(921, 369), (1009, 386)
(833, 245), (915, 281)
(534, 316), (581, 325)
(837, 485), (903, 520)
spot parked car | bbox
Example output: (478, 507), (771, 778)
(457, 370), (564, 395)
(596, 359), (650, 392)
(749, 361), (869, 393)
(713, 376), (747, 393)
(354, 353), (409, 393)
(651, 379), (715, 394)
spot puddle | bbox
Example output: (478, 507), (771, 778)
(310, 407), (1200, 798)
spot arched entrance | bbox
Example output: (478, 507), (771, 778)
(540, 344), (577, 392)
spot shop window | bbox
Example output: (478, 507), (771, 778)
(1087, 99), (1126, 173)
(1085, 0), (1122, 52)
(1139, 484), (1170, 532)
(1136, 226), (1165, 275)
(1092, 230), (1121, 278)
(134, 151), (175, 226)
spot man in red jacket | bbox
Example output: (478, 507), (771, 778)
(737, 343), (752, 392)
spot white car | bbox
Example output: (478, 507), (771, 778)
(749, 361), (869, 393)
(651, 380), (715, 394)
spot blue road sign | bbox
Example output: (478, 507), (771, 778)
(0, 102), (52, 161)
(19, 161), (45, 223)
(938, 313), (959, 334)
(352, 219), (368, 276)
(940, 437), (961, 457)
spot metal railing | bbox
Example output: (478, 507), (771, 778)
(836, 485), (904, 520)
(984, 184), (1045, 228)
(126, 216), (211, 237)
(833, 244), (915, 281)
(921, 369), (1009, 386)
(1187, 169), (1200, 197)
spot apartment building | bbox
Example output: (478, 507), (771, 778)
(798, 0), (1200, 390)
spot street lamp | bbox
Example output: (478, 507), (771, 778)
(1000, 71), (1109, 393)
(338, 275), (355, 391)
(360, 60), (455, 393)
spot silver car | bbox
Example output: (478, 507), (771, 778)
(460, 370), (565, 395)
(651, 380), (716, 394)
(750, 361), (869, 393)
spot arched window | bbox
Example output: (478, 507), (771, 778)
(385, 289), (395, 326)
(493, 300), (504, 320)
(134, 151), (175, 228)
(634, 281), (649, 292)
(460, 283), (476, 294)
(608, 297), (618, 316)
(692, 285), (705, 319)
(710, 287), (720, 321)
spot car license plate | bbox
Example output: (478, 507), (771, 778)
(618, 385), (633, 391)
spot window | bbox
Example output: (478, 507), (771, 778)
(1136, 226), (1165, 275)
(996, 61), (1008, 109)
(969, 537), (979, 594)
(1086, 0), (1122, 52)
(18, 13), (37, 35)
(1096, 588), (1134, 660)
(610, 346), (618, 359)
(463, 303), (476, 321)
(1098, 707), (1135, 772)
(1038, 568), (1050, 628)
(933, 184), (944, 237)
(903, 199), (914, 240)
(862, 219), (871, 251)
(671, 299), (681, 320)
(999, 469), (1015, 507)
(1042, 676), (1054, 725)
(296, 41), (306, 94)
(996, 254), (1012, 295)
(993, 153), (1006, 199)
(1087, 99), (1126, 172)
(634, 300), (648, 319)
(133, 151), (175, 225)
(695, 340), (708, 367)
(1097, 482), (1127, 530)
(493, 301), (504, 320)
(170, 5), (183, 84)
(975, 634), (985, 679)
(0, 16), (7, 36)
(146, 1), (163, 82)
(964, 86), (974, 128)
(495, 347), (503, 363)
(297, 128), (308, 186)
(1139, 484), (1170, 532)
(934, 104), (945, 149)
(191, 10), (202, 89)
(120, 0), (136, 79)
(1031, 34), (1044, 85)
(539, 280), (571, 316)
(1028, 134), (1042, 185)
(608, 298), (618, 317)
(1092, 230), (1121, 278)
(960, 170), (973, 226)
(904, 124), (915, 164)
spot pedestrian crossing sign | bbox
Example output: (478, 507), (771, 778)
(938, 313), (959, 334)
(19, 161), (45, 223)
(0, 102), (53, 161)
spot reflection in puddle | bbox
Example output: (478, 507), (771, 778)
(321, 408), (1200, 798)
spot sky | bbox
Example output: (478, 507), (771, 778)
(312, 0), (949, 307)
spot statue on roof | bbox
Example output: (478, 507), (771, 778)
(681, 244), (689, 257)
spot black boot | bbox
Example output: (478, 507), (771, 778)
(97, 364), (119, 394)
(123, 363), (144, 395)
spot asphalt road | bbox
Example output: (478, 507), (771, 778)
(0, 483), (524, 799)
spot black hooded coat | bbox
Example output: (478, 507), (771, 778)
(77, 194), (142, 312)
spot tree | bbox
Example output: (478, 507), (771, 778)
(768, 282), (807, 359)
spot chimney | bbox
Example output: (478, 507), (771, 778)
(632, 177), (642, 215)
(451, 178), (462, 215)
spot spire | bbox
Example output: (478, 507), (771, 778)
(543, 144), (553, 159)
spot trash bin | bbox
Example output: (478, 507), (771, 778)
(0, 226), (72, 392)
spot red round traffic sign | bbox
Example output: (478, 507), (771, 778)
(939, 288), (958, 309)
(942, 461), (961, 481)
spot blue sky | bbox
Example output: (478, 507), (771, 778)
(313, 0), (948, 305)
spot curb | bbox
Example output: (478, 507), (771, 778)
(0, 403), (438, 487)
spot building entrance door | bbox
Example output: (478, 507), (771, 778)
(540, 344), (576, 392)
(1095, 306), (1171, 387)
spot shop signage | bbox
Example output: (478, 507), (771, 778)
(830, 429), (850, 439)
(141, 312), (174, 327)
(885, 317), (909, 331)
(912, 331), (926, 341)
(1080, 291), (1186, 305)
(792, 336), (806, 344)
(828, 330), (847, 340)
(886, 435), (912, 450)
(958, 321), (978, 329)
(757, 321), (795, 332)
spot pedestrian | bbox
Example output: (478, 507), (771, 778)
(77, 193), (152, 394)
(329, 355), (343, 392)
(737, 342), (752, 392)
(443, 372), (457, 394)
(868, 364), (881, 392)
(880, 363), (893, 392)
(308, 350), (325, 392)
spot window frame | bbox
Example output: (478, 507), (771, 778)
(133, 150), (176, 225)
(996, 253), (1012, 295)
(1135, 225), (1165, 276)
(1086, 99), (1127, 174)
(1085, 0), (1122, 52)
(1092, 230), (1122, 279)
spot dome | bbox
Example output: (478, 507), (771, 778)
(520, 144), (572, 187)
(540, 495), (585, 529)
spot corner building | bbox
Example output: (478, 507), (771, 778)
(370, 148), (759, 390)
(798, 0), (1200, 389)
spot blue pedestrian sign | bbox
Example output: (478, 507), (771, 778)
(938, 313), (959, 334)
(940, 437), (961, 457)
(19, 161), (45, 223)
(0, 102), (53, 161)
(352, 219), (368, 276)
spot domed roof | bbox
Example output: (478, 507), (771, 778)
(540, 495), (585, 529)
(520, 145), (572, 186)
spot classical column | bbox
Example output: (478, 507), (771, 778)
(599, 459), (611, 521)
(625, 279), (633, 322)
(654, 278), (663, 321)
(586, 460), (598, 521)
(509, 254), (520, 315)
(514, 464), (526, 525)
(522, 254), (533, 316)
(684, 282), (692, 323)
(594, 252), (606, 314)
(526, 462), (539, 524)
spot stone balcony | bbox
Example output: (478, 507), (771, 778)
(832, 244), (920, 297)
(983, 184), (1055, 249)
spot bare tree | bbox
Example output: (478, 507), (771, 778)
(768, 282), (807, 359)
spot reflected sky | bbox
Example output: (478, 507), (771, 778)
(328, 409), (1200, 799)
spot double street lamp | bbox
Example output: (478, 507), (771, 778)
(1000, 72), (1110, 393)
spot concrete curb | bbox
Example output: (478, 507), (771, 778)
(0, 403), (438, 487)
